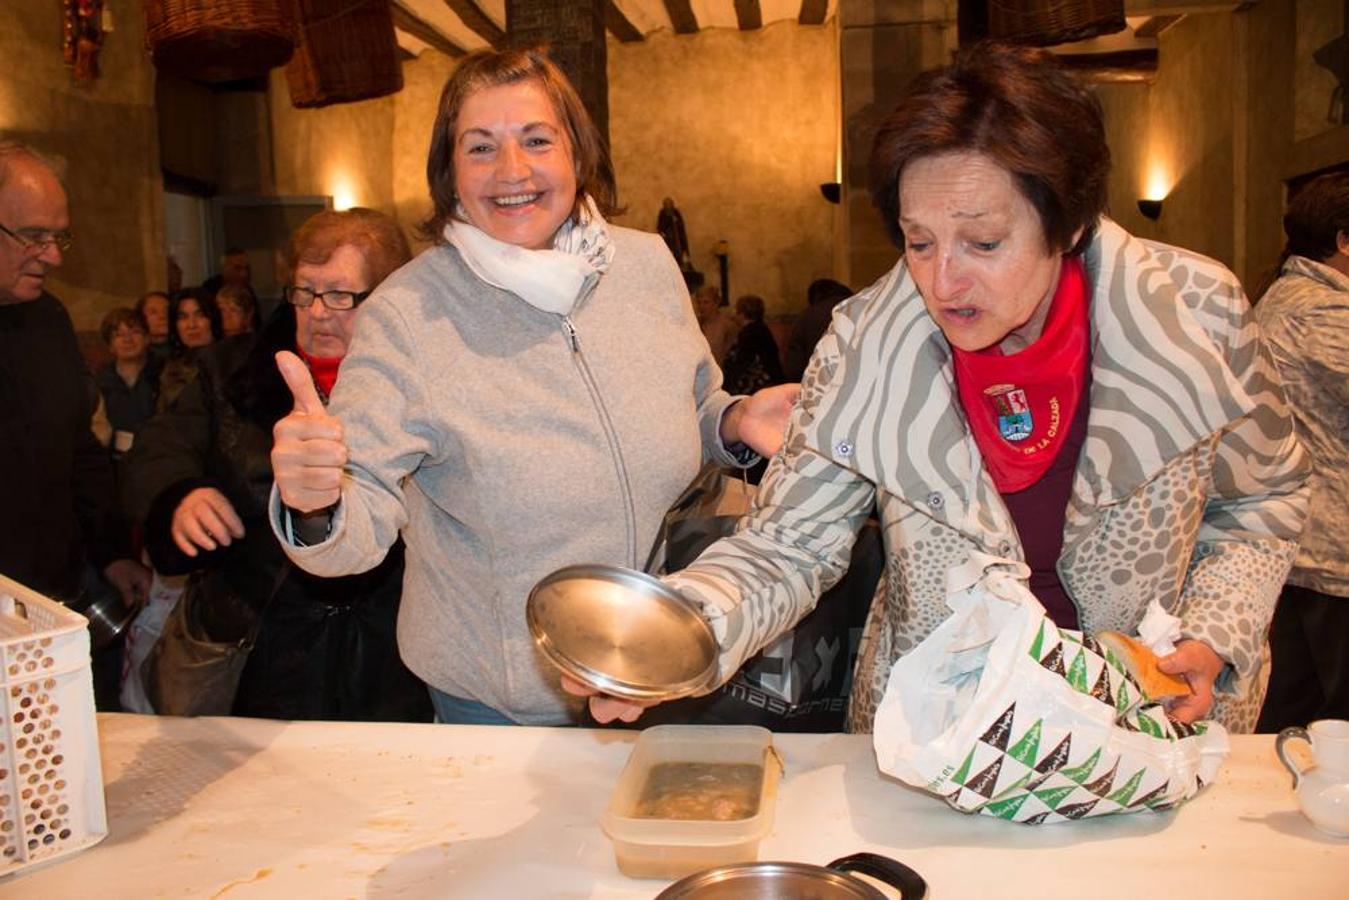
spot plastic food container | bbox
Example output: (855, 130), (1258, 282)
(602, 725), (781, 879)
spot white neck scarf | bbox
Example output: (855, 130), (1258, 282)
(444, 195), (615, 316)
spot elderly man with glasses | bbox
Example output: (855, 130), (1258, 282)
(0, 139), (149, 669)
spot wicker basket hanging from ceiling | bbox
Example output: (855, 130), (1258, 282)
(286, 0), (404, 109)
(987, 0), (1126, 47)
(143, 0), (297, 84)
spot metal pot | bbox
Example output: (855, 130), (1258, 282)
(655, 853), (927, 899)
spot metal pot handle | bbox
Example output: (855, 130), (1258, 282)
(828, 852), (928, 899)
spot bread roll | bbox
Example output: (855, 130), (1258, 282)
(1096, 630), (1191, 700)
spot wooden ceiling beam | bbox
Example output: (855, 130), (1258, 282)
(663, 0), (699, 35)
(799, 0), (828, 25)
(1133, 15), (1183, 38)
(605, 1), (644, 42)
(442, 0), (505, 48)
(392, 5), (467, 58)
(1123, 1), (1246, 13)
(735, 0), (763, 30)
(1057, 48), (1158, 77)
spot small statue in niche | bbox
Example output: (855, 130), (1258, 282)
(657, 197), (692, 271)
(62, 0), (107, 82)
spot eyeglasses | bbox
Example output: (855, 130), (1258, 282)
(0, 221), (73, 253)
(283, 284), (372, 311)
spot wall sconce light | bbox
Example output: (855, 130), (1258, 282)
(819, 182), (841, 204)
(1137, 199), (1163, 220)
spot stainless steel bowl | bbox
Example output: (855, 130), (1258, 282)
(656, 854), (928, 899)
(526, 564), (718, 702)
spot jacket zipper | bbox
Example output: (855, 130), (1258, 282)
(562, 315), (639, 568)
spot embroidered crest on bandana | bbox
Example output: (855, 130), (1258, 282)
(953, 256), (1089, 493)
(986, 385), (1033, 443)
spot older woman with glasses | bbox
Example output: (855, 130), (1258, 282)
(122, 208), (431, 722)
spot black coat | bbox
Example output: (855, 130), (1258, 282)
(123, 308), (431, 722)
(0, 293), (122, 599)
(96, 355), (161, 439)
(722, 320), (785, 395)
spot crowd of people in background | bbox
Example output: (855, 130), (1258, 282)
(1, 40), (1346, 737)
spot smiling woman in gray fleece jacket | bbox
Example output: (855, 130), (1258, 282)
(268, 47), (796, 725)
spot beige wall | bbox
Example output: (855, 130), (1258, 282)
(1097, 2), (1345, 293)
(264, 49), (457, 253)
(268, 70), (398, 219)
(1105, 13), (1237, 269)
(13, 2), (1314, 335)
(1095, 81), (1151, 238)
(1241, 0), (1299, 296)
(0, 3), (163, 330)
(393, 51), (460, 252)
(607, 22), (840, 316)
(1295, 0), (1344, 144)
(838, 18), (953, 291)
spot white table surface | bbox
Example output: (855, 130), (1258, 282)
(1, 713), (1345, 897)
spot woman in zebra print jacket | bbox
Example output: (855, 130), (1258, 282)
(577, 43), (1309, 734)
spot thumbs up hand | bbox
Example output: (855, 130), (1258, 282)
(271, 350), (348, 513)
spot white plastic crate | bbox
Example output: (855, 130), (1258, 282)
(0, 573), (107, 875)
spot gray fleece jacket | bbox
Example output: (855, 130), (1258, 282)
(272, 226), (744, 724)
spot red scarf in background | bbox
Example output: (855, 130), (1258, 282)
(952, 257), (1090, 493)
(296, 346), (342, 401)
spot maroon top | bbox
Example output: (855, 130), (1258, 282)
(999, 384), (1091, 630)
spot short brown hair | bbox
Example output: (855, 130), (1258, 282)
(100, 307), (147, 345)
(735, 294), (766, 322)
(870, 42), (1110, 256)
(421, 46), (619, 242)
(288, 208), (412, 290)
(216, 283), (255, 311)
(1283, 171), (1349, 264)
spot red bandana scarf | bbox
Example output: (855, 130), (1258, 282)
(296, 346), (342, 401)
(952, 257), (1089, 493)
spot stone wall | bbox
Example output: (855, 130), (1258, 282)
(838, 10), (953, 291)
(268, 71), (398, 218)
(392, 51), (460, 252)
(6, 2), (1334, 330)
(607, 21), (840, 316)
(1128, 12), (1238, 270)
(0, 3), (163, 330)
(837, 2), (1342, 298)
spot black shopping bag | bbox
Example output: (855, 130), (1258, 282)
(639, 464), (882, 732)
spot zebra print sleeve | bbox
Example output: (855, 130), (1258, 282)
(664, 327), (877, 685)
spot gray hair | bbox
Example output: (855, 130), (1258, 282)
(0, 138), (67, 191)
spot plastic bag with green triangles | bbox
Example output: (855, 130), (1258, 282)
(872, 554), (1229, 824)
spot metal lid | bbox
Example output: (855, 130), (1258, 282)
(527, 564), (717, 702)
(656, 862), (887, 900)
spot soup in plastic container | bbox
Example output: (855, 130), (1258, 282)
(602, 725), (781, 879)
